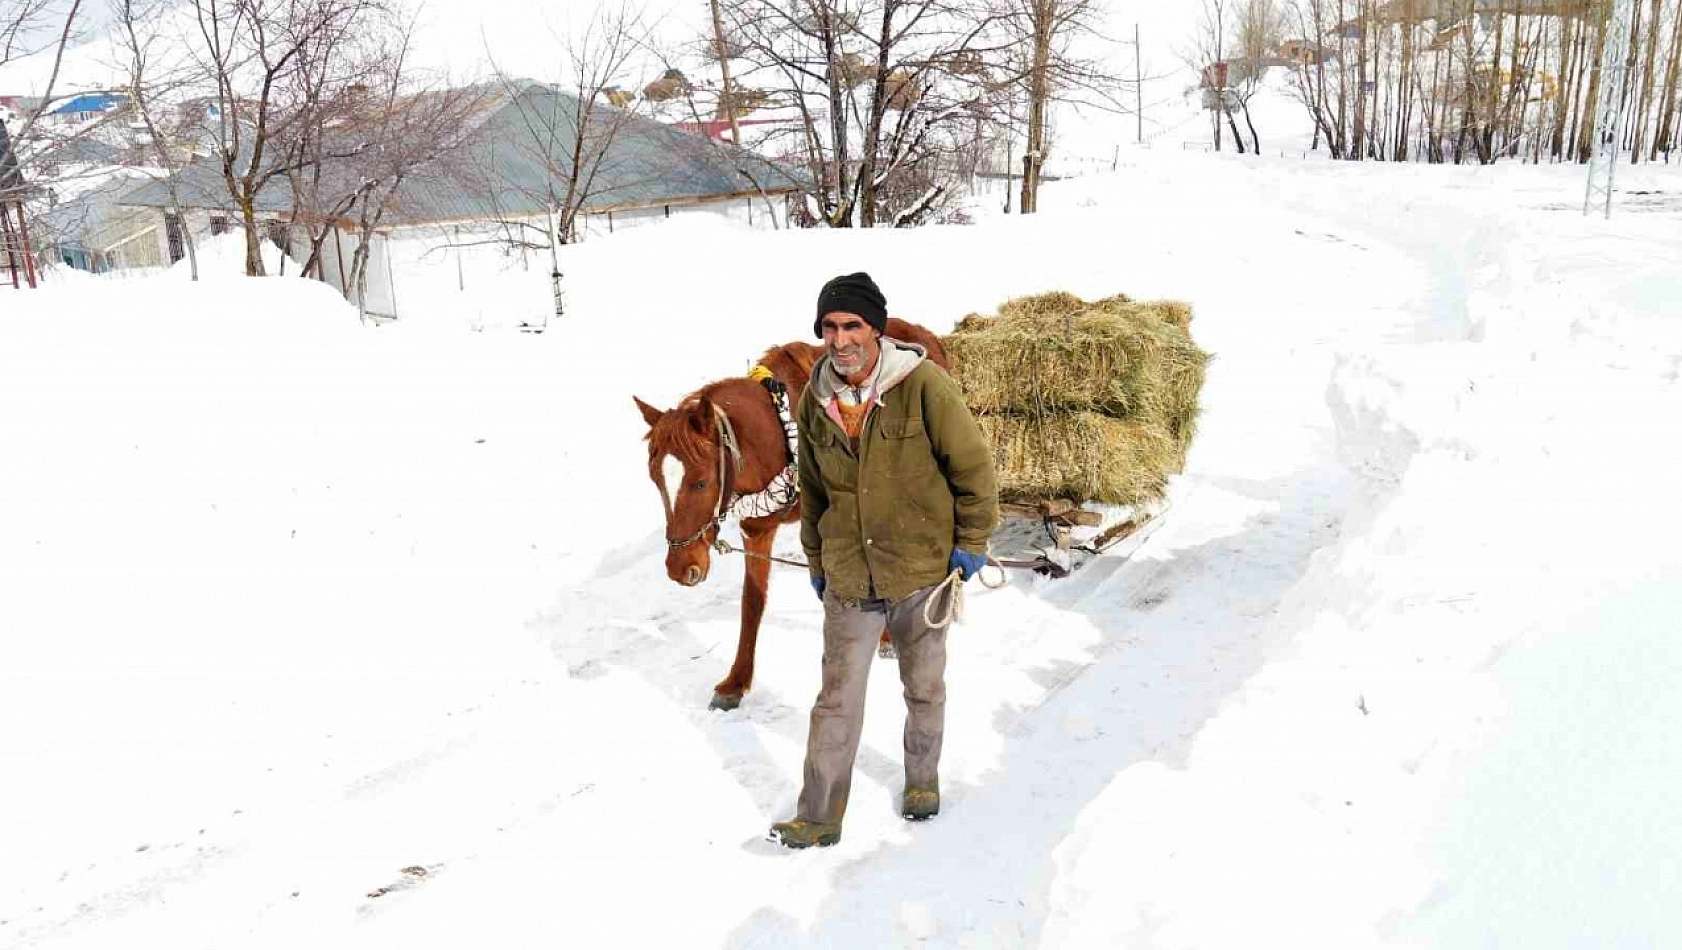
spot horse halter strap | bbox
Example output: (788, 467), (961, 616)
(665, 402), (742, 550)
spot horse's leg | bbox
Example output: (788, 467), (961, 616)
(710, 519), (777, 711)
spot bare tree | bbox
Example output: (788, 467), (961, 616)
(1654, 0), (1682, 159)
(113, 0), (200, 278)
(341, 34), (483, 320)
(641, 42), (794, 228)
(706, 0), (745, 146)
(716, 0), (1002, 226)
(481, 1), (655, 320)
(1274, 0), (1680, 167)
(186, 0), (386, 276)
(1184, 0), (1248, 154)
(991, 0), (1129, 211)
(1, 0), (94, 286)
(1, 0), (90, 194)
(1231, 0), (1286, 153)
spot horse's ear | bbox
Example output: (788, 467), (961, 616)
(632, 396), (664, 429)
(689, 395), (715, 433)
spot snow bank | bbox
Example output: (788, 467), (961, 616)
(169, 231), (310, 281)
(6, 148), (1680, 949)
(1041, 159), (1682, 948)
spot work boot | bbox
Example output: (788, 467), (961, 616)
(901, 784), (940, 821)
(769, 818), (842, 849)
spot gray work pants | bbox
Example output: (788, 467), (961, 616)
(795, 582), (948, 824)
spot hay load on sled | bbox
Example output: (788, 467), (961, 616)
(942, 291), (1211, 574)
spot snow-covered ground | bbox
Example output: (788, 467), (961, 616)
(4, 150), (1680, 948)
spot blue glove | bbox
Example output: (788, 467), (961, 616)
(949, 548), (987, 581)
(811, 576), (826, 600)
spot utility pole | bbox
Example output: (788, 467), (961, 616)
(708, 0), (743, 146)
(1585, 0), (1637, 217)
(1135, 23), (1144, 144)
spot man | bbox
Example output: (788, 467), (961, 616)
(770, 272), (998, 849)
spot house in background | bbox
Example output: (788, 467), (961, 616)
(37, 171), (167, 272)
(114, 81), (801, 318)
(49, 93), (129, 123)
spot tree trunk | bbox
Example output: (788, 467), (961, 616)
(1500, 9), (1526, 159)
(1567, 13), (1594, 161)
(856, 0), (895, 227)
(822, 5), (852, 227)
(1020, 0), (1052, 214)
(1311, 4), (1338, 156)
(1002, 130), (1014, 213)
(1478, 12), (1503, 163)
(1552, 15), (1577, 161)
(179, 204), (199, 280)
(1631, 0), (1663, 161)
(708, 0), (742, 147)
(1352, 1), (1369, 160)
(1397, 16), (1415, 161)
(1619, 0), (1645, 151)
(1653, 0), (1682, 159)
(1576, 5), (1608, 163)
(239, 198), (264, 277)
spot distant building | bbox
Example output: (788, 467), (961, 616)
(113, 82), (802, 318)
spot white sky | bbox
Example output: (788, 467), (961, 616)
(401, 0), (1194, 78)
(403, 0), (1200, 155)
(1, 0), (1200, 157)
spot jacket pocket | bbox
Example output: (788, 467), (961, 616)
(880, 416), (924, 440)
(875, 414), (936, 482)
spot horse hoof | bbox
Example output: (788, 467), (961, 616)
(709, 692), (742, 712)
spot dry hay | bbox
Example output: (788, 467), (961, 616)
(946, 291), (1209, 506)
(942, 49), (986, 77)
(643, 69), (693, 102)
(884, 69), (925, 110)
(945, 292), (1207, 424)
(828, 53), (877, 88)
(718, 86), (771, 117)
(978, 414), (1182, 507)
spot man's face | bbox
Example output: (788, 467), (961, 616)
(822, 312), (880, 379)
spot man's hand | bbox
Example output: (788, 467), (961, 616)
(811, 576), (826, 600)
(949, 548), (987, 581)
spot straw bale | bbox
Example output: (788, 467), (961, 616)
(978, 414), (1181, 507)
(945, 292), (1208, 425)
(945, 290), (1209, 506)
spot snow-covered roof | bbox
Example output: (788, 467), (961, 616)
(117, 83), (804, 227)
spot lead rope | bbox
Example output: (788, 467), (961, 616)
(921, 554), (1009, 628)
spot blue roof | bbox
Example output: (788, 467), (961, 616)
(52, 93), (127, 115)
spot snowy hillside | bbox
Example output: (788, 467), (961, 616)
(3, 152), (1680, 948)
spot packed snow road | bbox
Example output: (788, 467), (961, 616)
(4, 153), (1678, 948)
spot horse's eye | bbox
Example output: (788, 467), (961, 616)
(692, 480), (709, 491)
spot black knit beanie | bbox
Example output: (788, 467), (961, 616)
(814, 272), (888, 338)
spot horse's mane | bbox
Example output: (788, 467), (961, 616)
(646, 392), (721, 466)
(646, 342), (821, 466)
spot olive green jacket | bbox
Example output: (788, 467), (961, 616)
(798, 339), (998, 602)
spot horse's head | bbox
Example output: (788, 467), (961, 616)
(634, 394), (733, 587)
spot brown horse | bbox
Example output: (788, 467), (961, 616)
(633, 319), (949, 710)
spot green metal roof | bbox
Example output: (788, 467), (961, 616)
(119, 83), (803, 227)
